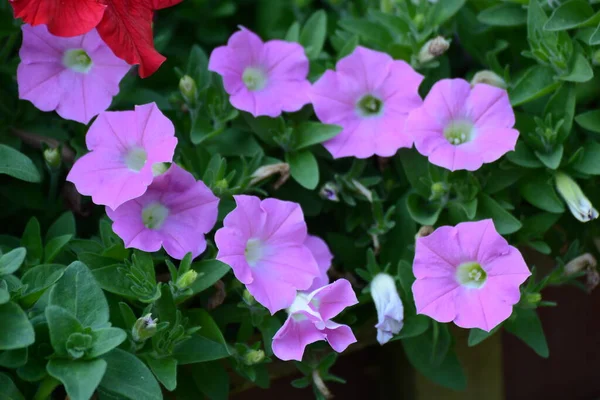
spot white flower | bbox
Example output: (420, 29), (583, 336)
(370, 273), (404, 345)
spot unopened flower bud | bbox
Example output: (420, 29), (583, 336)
(525, 292), (542, 306)
(429, 182), (448, 201)
(176, 270), (198, 290)
(564, 253), (597, 276)
(242, 289), (256, 305)
(179, 75), (197, 103)
(418, 36), (450, 64)
(132, 313), (158, 342)
(214, 179), (229, 190)
(319, 182), (340, 202)
(371, 273), (403, 345)
(555, 172), (599, 223)
(43, 147), (61, 169)
(250, 163), (290, 188)
(471, 70), (507, 89)
(416, 225), (434, 239)
(243, 349), (266, 365)
(592, 50), (600, 66)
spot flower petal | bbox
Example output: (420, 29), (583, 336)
(272, 314), (325, 361)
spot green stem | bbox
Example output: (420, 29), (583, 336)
(33, 376), (60, 400)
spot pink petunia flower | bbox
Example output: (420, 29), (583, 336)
(272, 279), (358, 361)
(215, 195), (320, 314)
(305, 235), (333, 292)
(106, 164), (219, 260)
(412, 219), (531, 331)
(17, 24), (130, 124)
(405, 78), (519, 171)
(311, 46), (423, 159)
(67, 103), (178, 210)
(208, 28), (311, 117)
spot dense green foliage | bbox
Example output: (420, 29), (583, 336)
(1, 0), (600, 398)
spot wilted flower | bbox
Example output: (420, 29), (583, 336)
(418, 36), (450, 64)
(371, 273), (404, 345)
(67, 103), (178, 210)
(311, 46), (423, 159)
(250, 163), (290, 188)
(132, 313), (158, 342)
(18, 24), (130, 124)
(471, 70), (507, 89)
(319, 182), (340, 202)
(406, 79), (518, 171)
(564, 253), (597, 276)
(305, 235), (334, 292)
(555, 172), (599, 222)
(107, 165), (219, 260)
(208, 28), (311, 117)
(215, 196), (320, 314)
(412, 219), (531, 331)
(272, 279), (358, 361)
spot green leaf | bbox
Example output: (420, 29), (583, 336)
(187, 45), (211, 91)
(0, 144), (41, 183)
(402, 333), (466, 390)
(146, 356), (178, 392)
(0, 248), (26, 276)
(520, 175), (565, 213)
(506, 142), (544, 168)
(186, 309), (229, 349)
(44, 234), (72, 263)
(0, 302), (34, 350)
(510, 66), (561, 107)
(0, 372), (25, 400)
(293, 122), (341, 151)
(544, 83), (576, 143)
(573, 141), (600, 175)
(406, 193), (443, 226)
(431, 0), (466, 26)
(46, 305), (84, 357)
(189, 259), (230, 295)
(0, 348), (27, 368)
(47, 359), (107, 400)
(575, 110), (600, 133)
(300, 10), (327, 60)
(534, 145), (563, 170)
(20, 264), (66, 307)
(286, 150), (319, 190)
(46, 212), (76, 242)
(338, 18), (393, 47)
(0, 281), (8, 305)
(544, 0), (600, 31)
(284, 21), (300, 42)
(172, 336), (230, 365)
(559, 51), (593, 83)
(49, 261), (109, 329)
(505, 308), (549, 357)
(100, 349), (163, 400)
(88, 328), (127, 359)
(191, 361), (230, 400)
(468, 325), (501, 347)
(477, 194), (522, 234)
(478, 4), (527, 27)
(21, 218), (43, 265)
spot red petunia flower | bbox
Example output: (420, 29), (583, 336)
(10, 0), (183, 78)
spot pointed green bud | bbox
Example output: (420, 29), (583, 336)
(132, 313), (158, 342)
(555, 172), (599, 223)
(429, 182), (448, 201)
(179, 75), (197, 103)
(43, 147), (61, 169)
(243, 349), (266, 365)
(525, 292), (542, 306)
(176, 270), (198, 290)
(242, 289), (256, 305)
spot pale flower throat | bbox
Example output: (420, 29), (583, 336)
(63, 49), (94, 74)
(456, 262), (487, 289)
